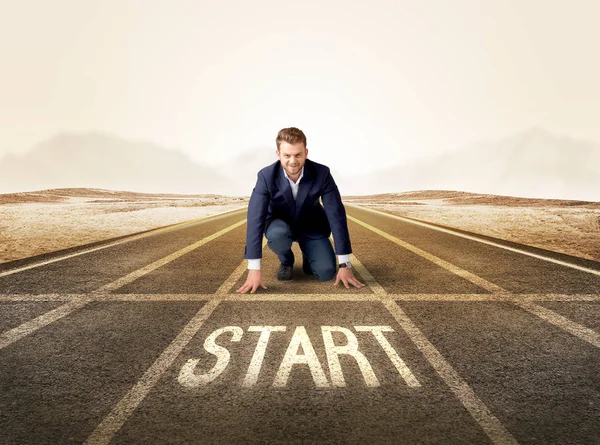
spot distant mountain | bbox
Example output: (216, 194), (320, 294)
(341, 128), (600, 201)
(0, 133), (232, 195)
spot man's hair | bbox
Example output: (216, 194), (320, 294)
(276, 127), (307, 151)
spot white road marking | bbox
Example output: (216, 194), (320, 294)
(351, 217), (600, 350)
(348, 215), (508, 294)
(382, 298), (518, 445)
(347, 203), (600, 277)
(349, 254), (387, 297)
(514, 300), (600, 349)
(243, 326), (287, 387)
(93, 219), (246, 293)
(273, 326), (330, 388)
(178, 326), (244, 387)
(0, 298), (90, 350)
(351, 251), (518, 444)
(216, 238), (268, 295)
(84, 299), (220, 445)
(355, 326), (421, 388)
(322, 326), (379, 387)
(2, 293), (600, 302)
(0, 207), (246, 278)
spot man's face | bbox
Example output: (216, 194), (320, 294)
(276, 141), (308, 177)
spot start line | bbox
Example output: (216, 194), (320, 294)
(178, 325), (421, 389)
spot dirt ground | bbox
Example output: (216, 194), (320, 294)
(345, 191), (600, 262)
(1, 188), (598, 264)
(0, 189), (248, 263)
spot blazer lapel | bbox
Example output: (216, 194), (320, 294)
(294, 161), (314, 219)
(276, 165), (295, 212)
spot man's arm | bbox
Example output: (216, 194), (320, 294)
(237, 172), (270, 294)
(244, 171), (270, 264)
(321, 168), (352, 256)
(321, 168), (364, 289)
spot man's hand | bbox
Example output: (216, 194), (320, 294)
(236, 270), (268, 294)
(333, 268), (365, 289)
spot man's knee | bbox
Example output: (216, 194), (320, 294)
(314, 262), (336, 281)
(266, 220), (293, 248)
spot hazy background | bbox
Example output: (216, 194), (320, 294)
(1, 0), (599, 200)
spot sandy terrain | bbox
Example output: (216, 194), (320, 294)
(345, 191), (600, 262)
(0, 189), (248, 264)
(1, 188), (598, 265)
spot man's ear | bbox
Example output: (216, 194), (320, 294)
(305, 148), (309, 157)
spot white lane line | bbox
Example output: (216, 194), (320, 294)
(352, 252), (518, 444)
(0, 294), (81, 302)
(84, 298), (221, 445)
(93, 219), (246, 293)
(2, 293), (600, 302)
(0, 207), (246, 278)
(224, 293), (380, 301)
(382, 299), (518, 445)
(350, 253), (387, 297)
(346, 203), (600, 277)
(347, 215), (508, 294)
(350, 214), (600, 348)
(215, 238), (268, 295)
(514, 300), (600, 349)
(0, 298), (91, 350)
(85, 250), (265, 443)
(354, 325), (421, 388)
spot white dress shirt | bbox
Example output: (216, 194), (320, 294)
(247, 166), (351, 270)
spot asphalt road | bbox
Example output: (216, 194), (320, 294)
(1, 204), (599, 445)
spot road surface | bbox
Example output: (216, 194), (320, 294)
(1, 204), (599, 444)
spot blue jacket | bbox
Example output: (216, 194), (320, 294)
(244, 158), (352, 259)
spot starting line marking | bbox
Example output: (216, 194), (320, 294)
(1, 293), (600, 302)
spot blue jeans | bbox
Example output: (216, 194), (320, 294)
(265, 219), (336, 281)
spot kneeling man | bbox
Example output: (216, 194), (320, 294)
(236, 127), (364, 294)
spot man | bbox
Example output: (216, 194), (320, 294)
(236, 127), (364, 294)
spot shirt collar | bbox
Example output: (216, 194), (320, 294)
(282, 165), (304, 184)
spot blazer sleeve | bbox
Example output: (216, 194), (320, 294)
(321, 168), (352, 255)
(244, 171), (270, 259)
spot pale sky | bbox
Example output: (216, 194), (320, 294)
(1, 0), (599, 175)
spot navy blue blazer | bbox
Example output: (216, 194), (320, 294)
(244, 158), (352, 259)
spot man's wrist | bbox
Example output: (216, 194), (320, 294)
(337, 254), (351, 264)
(247, 259), (261, 270)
